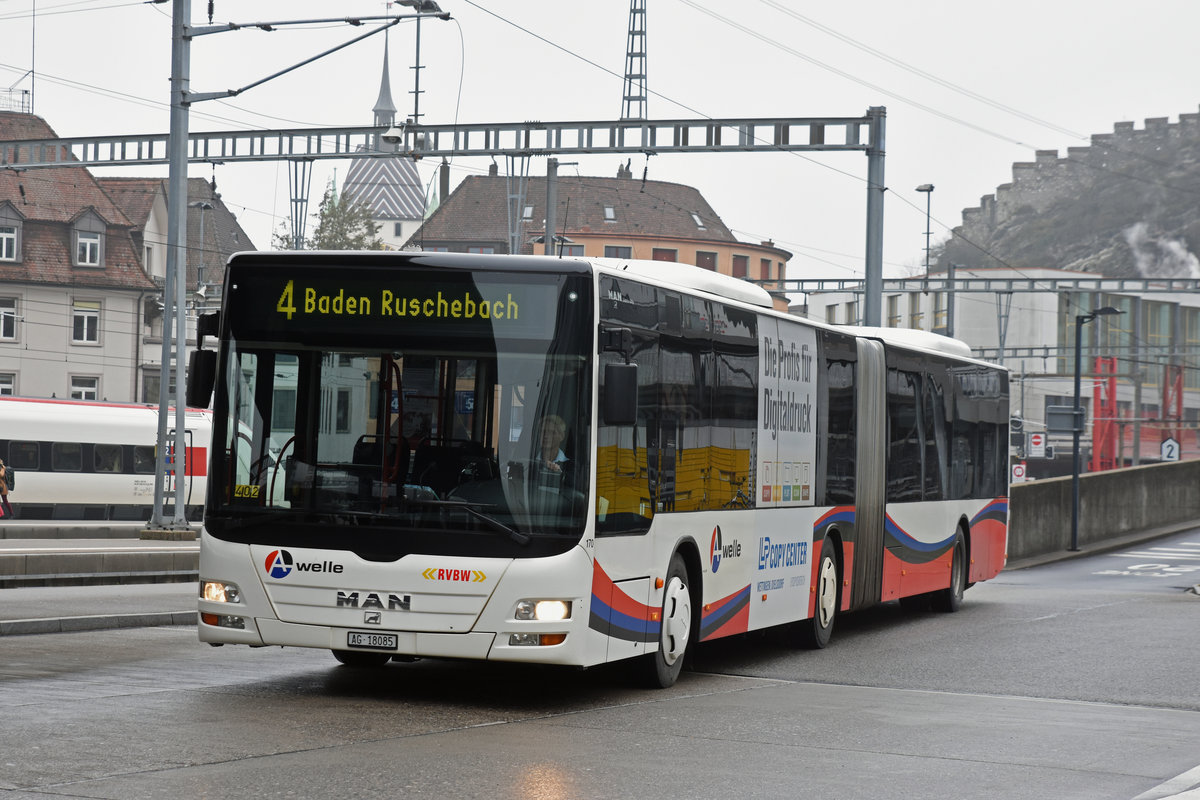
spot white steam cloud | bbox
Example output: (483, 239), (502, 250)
(1123, 222), (1200, 278)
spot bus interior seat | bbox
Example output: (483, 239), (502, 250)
(412, 440), (492, 498)
(352, 434), (409, 486)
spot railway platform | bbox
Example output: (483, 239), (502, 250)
(0, 522), (199, 589)
(0, 522), (198, 636)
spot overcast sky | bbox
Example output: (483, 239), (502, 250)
(3, 0), (1199, 281)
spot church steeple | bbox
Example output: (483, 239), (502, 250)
(373, 38), (397, 151)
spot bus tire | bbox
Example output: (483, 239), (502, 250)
(643, 553), (692, 689)
(931, 532), (966, 613)
(331, 649), (392, 668)
(798, 546), (839, 649)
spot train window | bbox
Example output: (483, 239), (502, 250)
(133, 446), (155, 474)
(52, 442), (82, 472)
(8, 441), (37, 470)
(95, 443), (123, 473)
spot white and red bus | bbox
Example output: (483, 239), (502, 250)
(0, 396), (211, 521)
(193, 252), (1009, 687)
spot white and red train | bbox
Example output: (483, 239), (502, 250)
(0, 396), (211, 521)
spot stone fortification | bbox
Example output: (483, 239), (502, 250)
(941, 108), (1200, 278)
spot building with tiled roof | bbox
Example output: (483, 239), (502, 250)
(1, 113), (154, 400)
(404, 164), (792, 307)
(342, 45), (427, 249)
(0, 113), (255, 402)
(98, 175), (254, 400)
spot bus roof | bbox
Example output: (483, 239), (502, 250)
(840, 326), (980, 360)
(590, 257), (775, 308)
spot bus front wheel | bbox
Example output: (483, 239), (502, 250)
(797, 546), (839, 649)
(643, 553), (692, 689)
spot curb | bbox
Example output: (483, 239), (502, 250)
(0, 610), (196, 636)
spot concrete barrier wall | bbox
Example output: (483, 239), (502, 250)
(1008, 458), (1200, 561)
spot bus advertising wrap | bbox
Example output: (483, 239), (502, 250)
(756, 318), (818, 507)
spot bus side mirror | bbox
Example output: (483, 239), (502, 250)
(196, 312), (220, 348)
(186, 349), (217, 408)
(603, 363), (638, 425)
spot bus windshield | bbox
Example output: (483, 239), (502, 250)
(206, 263), (593, 559)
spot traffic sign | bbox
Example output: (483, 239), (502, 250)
(1011, 462), (1027, 483)
(1028, 432), (1046, 458)
(1161, 437), (1180, 462)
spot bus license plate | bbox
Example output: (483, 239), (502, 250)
(347, 631), (398, 650)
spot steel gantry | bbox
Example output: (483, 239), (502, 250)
(2, 114), (890, 300)
(4, 110), (890, 525)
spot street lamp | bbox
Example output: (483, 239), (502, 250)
(1070, 306), (1123, 551)
(916, 184), (934, 274)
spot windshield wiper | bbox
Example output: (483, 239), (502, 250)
(404, 498), (531, 546)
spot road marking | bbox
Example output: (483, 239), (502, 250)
(1131, 762), (1200, 799)
(1114, 553), (1200, 561)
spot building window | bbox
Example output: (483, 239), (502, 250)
(70, 376), (99, 401)
(826, 304), (838, 325)
(522, 205), (534, 221)
(76, 231), (101, 266)
(0, 297), (15, 340)
(690, 212), (705, 230)
(560, 244), (585, 257)
(0, 373), (14, 395)
(393, 222), (404, 237)
(0, 203), (21, 262)
(604, 206), (616, 222)
(336, 388), (352, 434)
(887, 295), (901, 328)
(467, 246), (494, 254)
(72, 300), (100, 343)
(604, 245), (632, 259)
(142, 367), (176, 404)
(845, 301), (859, 325)
(423, 245), (449, 252)
(909, 292), (923, 328)
(695, 251), (717, 271)
(0, 225), (16, 261)
(759, 258), (771, 281)
(934, 293), (947, 332)
(652, 248), (677, 262)
(732, 254), (749, 278)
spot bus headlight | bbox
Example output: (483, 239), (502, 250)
(201, 580), (242, 604)
(515, 599), (571, 621)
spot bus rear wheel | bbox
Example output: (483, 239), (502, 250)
(643, 553), (692, 689)
(797, 545), (839, 649)
(931, 533), (966, 613)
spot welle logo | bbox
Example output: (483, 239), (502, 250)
(263, 549), (343, 579)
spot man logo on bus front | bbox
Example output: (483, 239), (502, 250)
(265, 549), (294, 579)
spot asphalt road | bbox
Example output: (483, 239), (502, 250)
(1, 531), (1198, 800)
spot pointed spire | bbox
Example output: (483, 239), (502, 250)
(374, 35), (397, 127)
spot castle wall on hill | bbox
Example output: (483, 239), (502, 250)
(955, 107), (1200, 248)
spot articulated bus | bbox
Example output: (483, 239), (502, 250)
(192, 252), (1009, 687)
(0, 396), (210, 521)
